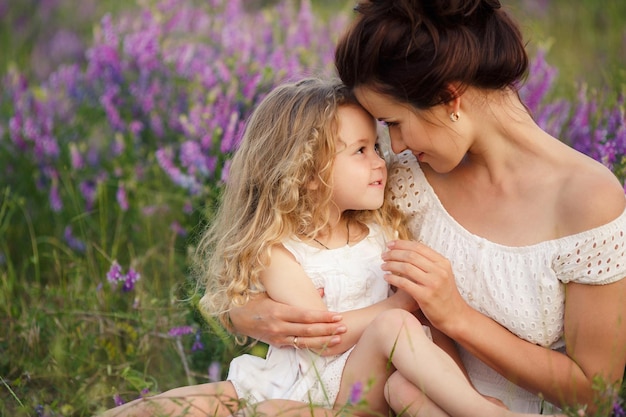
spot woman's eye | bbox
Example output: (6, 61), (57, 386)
(383, 121), (398, 127)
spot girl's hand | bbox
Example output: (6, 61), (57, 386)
(381, 239), (470, 335)
(228, 293), (346, 349)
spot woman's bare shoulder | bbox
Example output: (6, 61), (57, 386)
(557, 154), (625, 235)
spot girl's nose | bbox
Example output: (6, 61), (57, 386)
(372, 152), (386, 168)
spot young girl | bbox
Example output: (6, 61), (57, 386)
(98, 78), (560, 417)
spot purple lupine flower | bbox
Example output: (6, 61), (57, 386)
(191, 331), (204, 352)
(520, 49), (558, 113)
(208, 361), (221, 382)
(539, 100), (571, 138)
(106, 260), (124, 285)
(219, 111), (240, 154)
(38, 135), (60, 159)
(155, 147), (202, 193)
(116, 183), (129, 211)
(113, 393), (125, 406)
(8, 113), (26, 150)
(69, 143), (84, 170)
(149, 112), (165, 138)
(64, 225), (86, 252)
(86, 14), (123, 83)
(168, 326), (194, 337)
(49, 181), (62, 212)
(34, 404), (55, 417)
(123, 24), (161, 73)
(220, 159), (232, 183)
(128, 120), (143, 137)
(142, 205), (158, 216)
(179, 140), (209, 176)
(122, 267), (140, 292)
(31, 29), (85, 80)
(348, 381), (364, 404)
(100, 86), (125, 132)
(79, 180), (98, 211)
(170, 221), (187, 237)
(106, 261), (140, 291)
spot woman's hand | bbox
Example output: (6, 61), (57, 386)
(381, 239), (470, 334)
(228, 292), (346, 349)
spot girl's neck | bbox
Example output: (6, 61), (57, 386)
(312, 218), (350, 250)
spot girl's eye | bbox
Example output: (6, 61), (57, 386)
(356, 146), (366, 154)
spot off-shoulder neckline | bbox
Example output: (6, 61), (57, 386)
(398, 153), (626, 251)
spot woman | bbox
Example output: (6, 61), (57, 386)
(230, 0), (626, 414)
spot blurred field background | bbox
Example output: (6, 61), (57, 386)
(0, 0), (624, 416)
(2, 0), (625, 94)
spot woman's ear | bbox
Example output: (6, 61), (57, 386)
(445, 83), (463, 113)
(442, 83), (463, 123)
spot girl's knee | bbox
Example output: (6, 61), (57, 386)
(369, 309), (422, 338)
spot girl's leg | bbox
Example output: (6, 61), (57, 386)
(337, 309), (533, 417)
(239, 399), (338, 417)
(334, 309), (449, 416)
(98, 381), (240, 417)
(385, 371), (451, 417)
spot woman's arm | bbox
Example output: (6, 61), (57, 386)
(232, 244), (419, 354)
(382, 239), (626, 411)
(448, 280), (625, 410)
(228, 294), (346, 348)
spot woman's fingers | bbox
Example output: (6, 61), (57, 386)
(252, 302), (346, 348)
(381, 244), (449, 289)
(381, 239), (467, 329)
(285, 333), (344, 351)
(229, 295), (345, 348)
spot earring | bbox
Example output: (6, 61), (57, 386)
(449, 112), (460, 122)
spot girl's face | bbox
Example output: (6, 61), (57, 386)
(354, 86), (468, 173)
(331, 104), (387, 213)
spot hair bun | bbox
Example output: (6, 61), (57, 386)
(484, 0), (501, 10)
(424, 0), (501, 22)
(353, 0), (502, 25)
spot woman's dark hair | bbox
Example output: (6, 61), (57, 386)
(335, 0), (528, 108)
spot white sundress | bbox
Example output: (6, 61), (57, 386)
(388, 150), (626, 413)
(227, 224), (390, 408)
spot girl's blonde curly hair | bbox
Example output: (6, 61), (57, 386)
(194, 78), (410, 337)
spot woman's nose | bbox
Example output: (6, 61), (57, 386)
(389, 133), (407, 154)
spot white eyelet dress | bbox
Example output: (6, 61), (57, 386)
(227, 224), (391, 408)
(388, 151), (626, 413)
